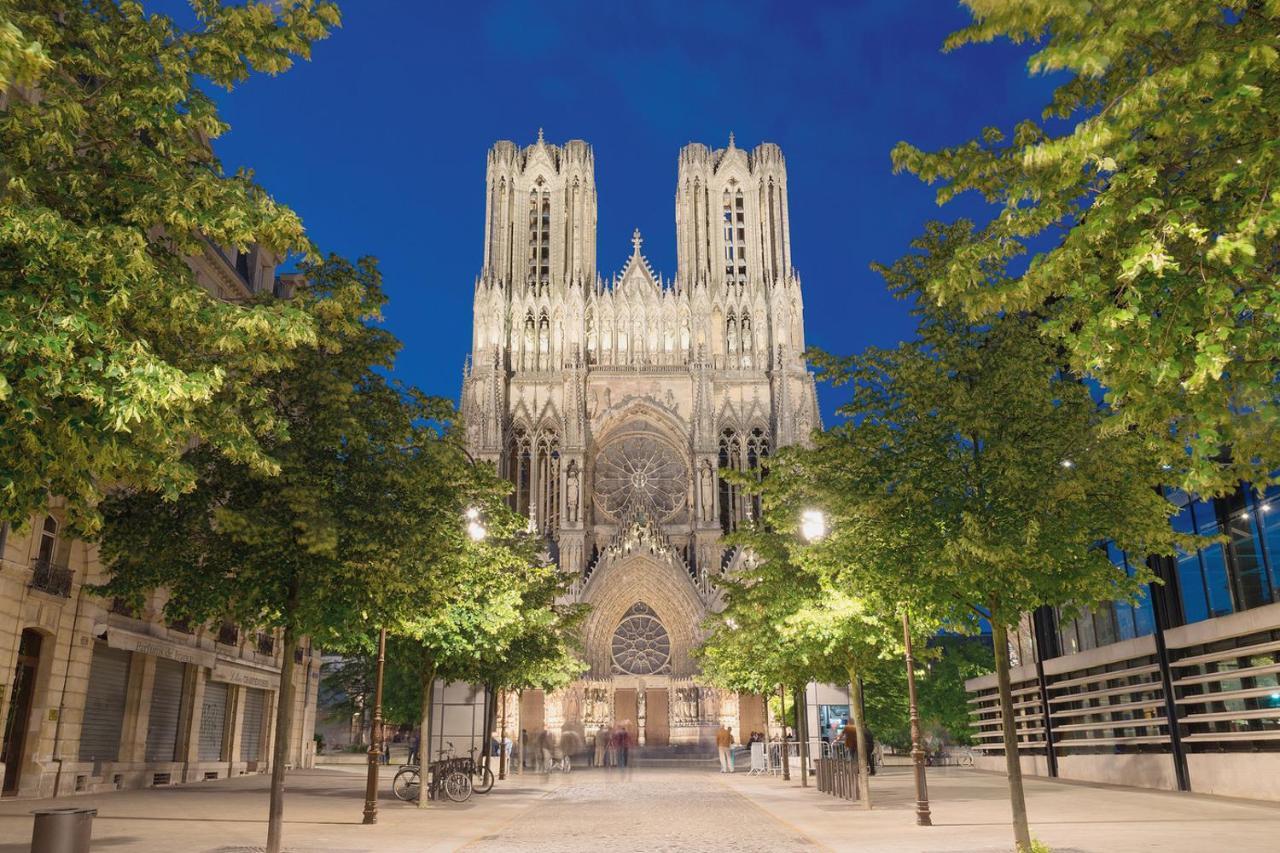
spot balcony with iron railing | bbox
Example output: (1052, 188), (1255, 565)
(29, 558), (73, 597)
(216, 622), (239, 647)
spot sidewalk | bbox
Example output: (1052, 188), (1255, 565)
(0, 765), (561, 853)
(721, 765), (1280, 852)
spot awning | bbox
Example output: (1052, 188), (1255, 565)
(93, 624), (217, 670)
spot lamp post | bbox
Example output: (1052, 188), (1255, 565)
(365, 503), (487, 820)
(362, 627), (388, 824)
(902, 612), (932, 826)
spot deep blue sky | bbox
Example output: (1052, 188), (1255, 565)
(207, 1), (1057, 420)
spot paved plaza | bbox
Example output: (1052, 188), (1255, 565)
(2, 764), (1280, 852)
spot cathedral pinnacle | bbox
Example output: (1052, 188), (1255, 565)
(728, 131), (735, 149)
(631, 228), (643, 255)
(537, 127), (545, 144)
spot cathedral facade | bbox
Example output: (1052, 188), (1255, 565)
(461, 133), (820, 745)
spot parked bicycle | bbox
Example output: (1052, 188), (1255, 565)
(391, 742), (474, 803)
(464, 746), (495, 794)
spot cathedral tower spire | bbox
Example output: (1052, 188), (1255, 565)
(674, 136), (791, 290)
(481, 133), (598, 291)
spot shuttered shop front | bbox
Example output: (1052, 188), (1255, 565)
(145, 659), (186, 762)
(198, 679), (229, 761)
(240, 688), (266, 763)
(80, 643), (131, 762)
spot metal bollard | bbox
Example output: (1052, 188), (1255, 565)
(30, 807), (97, 853)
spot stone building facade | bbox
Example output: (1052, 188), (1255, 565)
(0, 247), (319, 799)
(460, 133), (821, 746)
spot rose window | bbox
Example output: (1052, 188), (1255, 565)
(610, 604), (672, 676)
(594, 430), (687, 522)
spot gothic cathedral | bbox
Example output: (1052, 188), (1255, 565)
(461, 132), (820, 745)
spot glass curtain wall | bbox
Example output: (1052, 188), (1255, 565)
(1057, 485), (1280, 656)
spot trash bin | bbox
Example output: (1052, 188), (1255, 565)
(30, 807), (96, 853)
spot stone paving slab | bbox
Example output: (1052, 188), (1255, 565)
(463, 769), (814, 852)
(0, 766), (560, 853)
(3, 762), (1279, 852)
(723, 765), (1280, 852)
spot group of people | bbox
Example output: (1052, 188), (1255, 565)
(591, 722), (633, 769)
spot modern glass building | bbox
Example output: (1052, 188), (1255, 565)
(968, 483), (1280, 802)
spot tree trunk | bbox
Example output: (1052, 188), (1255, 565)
(265, 627), (298, 853)
(482, 681), (497, 778)
(416, 661), (436, 809)
(779, 684), (790, 781)
(498, 689), (508, 780)
(796, 684), (809, 787)
(848, 665), (872, 809)
(992, 620), (1033, 851)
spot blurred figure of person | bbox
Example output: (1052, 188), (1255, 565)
(614, 722), (631, 770)
(408, 732), (420, 765)
(717, 724), (735, 773)
(605, 724), (618, 769)
(537, 729), (553, 775)
(593, 727), (606, 768)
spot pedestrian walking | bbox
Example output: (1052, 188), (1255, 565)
(615, 722), (631, 770)
(594, 727), (606, 767)
(716, 724), (735, 773)
(538, 729), (553, 775)
(605, 725), (618, 768)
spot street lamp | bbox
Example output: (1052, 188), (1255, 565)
(467, 506), (488, 543)
(798, 508), (931, 822)
(901, 612), (933, 826)
(796, 511), (827, 788)
(363, 505), (488, 822)
(362, 627), (388, 824)
(800, 509), (827, 543)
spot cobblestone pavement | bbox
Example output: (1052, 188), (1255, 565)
(464, 769), (818, 852)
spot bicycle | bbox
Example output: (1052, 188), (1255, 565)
(465, 747), (495, 794)
(391, 743), (473, 803)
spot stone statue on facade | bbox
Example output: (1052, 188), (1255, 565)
(699, 461), (714, 522)
(565, 460), (580, 523)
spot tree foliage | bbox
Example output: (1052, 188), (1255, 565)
(787, 223), (1190, 849)
(892, 1), (1280, 496)
(97, 255), (482, 851)
(0, 1), (340, 533)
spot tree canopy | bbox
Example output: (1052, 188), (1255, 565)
(0, 1), (340, 533)
(97, 255), (489, 851)
(892, 1), (1280, 496)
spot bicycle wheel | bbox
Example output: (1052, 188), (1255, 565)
(472, 765), (495, 794)
(443, 770), (472, 802)
(392, 768), (420, 802)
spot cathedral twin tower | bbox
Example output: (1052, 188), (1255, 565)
(462, 132), (818, 707)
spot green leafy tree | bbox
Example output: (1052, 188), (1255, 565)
(699, 510), (921, 807)
(98, 256), (468, 853)
(0, 1), (340, 533)
(892, 1), (1280, 496)
(793, 224), (1187, 850)
(391, 499), (583, 807)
